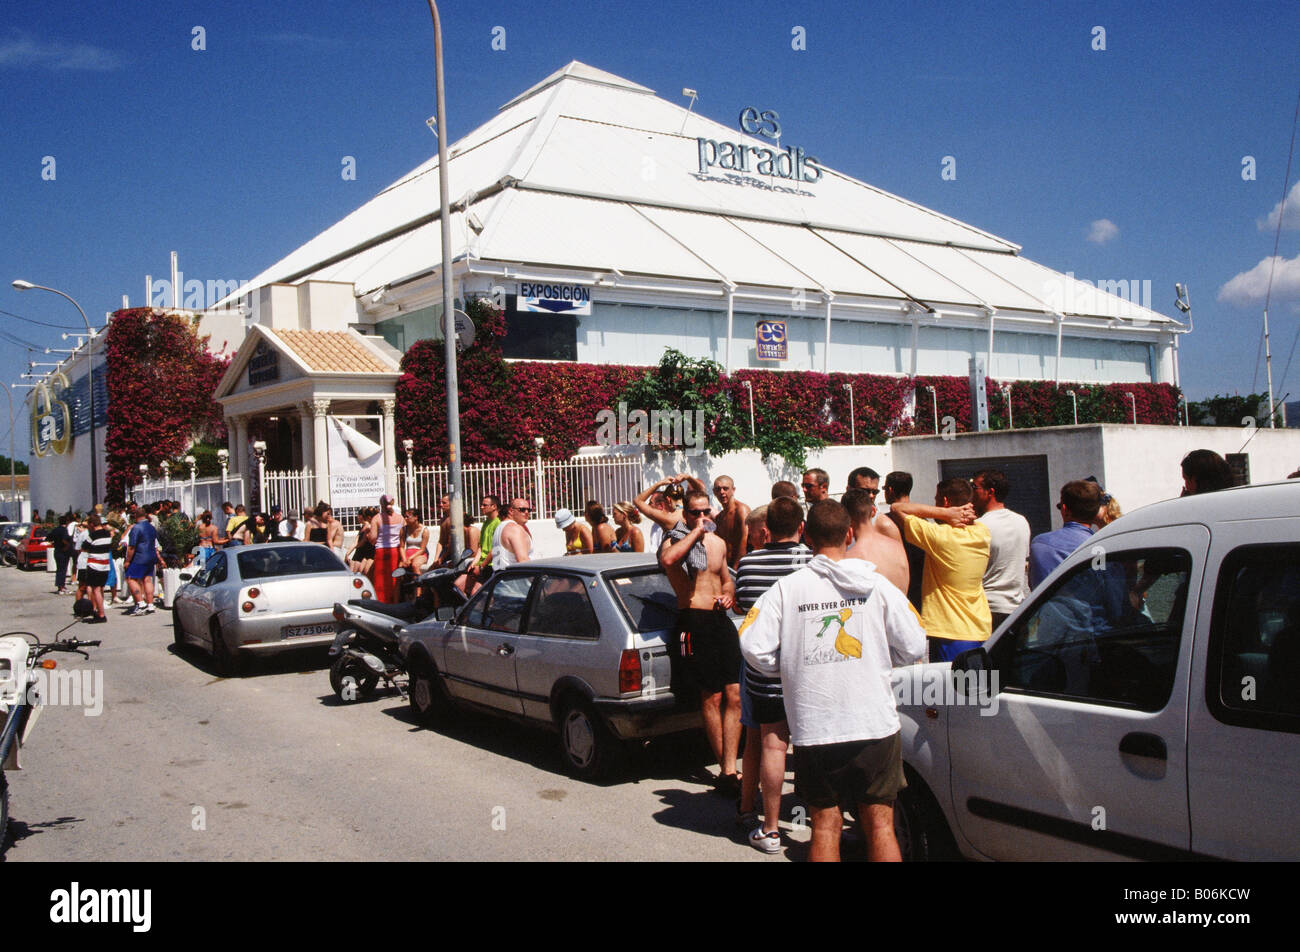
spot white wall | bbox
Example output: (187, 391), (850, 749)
(889, 423), (1300, 521)
(575, 301), (1158, 382)
(1100, 425), (1300, 513)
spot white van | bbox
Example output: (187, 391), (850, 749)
(894, 479), (1299, 861)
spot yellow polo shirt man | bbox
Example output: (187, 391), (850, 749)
(889, 477), (991, 662)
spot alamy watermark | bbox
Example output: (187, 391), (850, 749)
(25, 667), (104, 716)
(594, 402), (705, 454)
(1041, 272), (1154, 323)
(893, 666), (1001, 716)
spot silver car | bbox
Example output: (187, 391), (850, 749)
(398, 554), (701, 780)
(172, 542), (374, 675)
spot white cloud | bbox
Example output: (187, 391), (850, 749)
(1257, 181), (1300, 232)
(0, 32), (122, 71)
(1086, 218), (1119, 244)
(1217, 253), (1300, 306)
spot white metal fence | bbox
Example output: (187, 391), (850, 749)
(259, 469), (317, 520)
(402, 455), (644, 522)
(135, 475), (246, 515)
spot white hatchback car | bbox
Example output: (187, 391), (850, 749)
(894, 479), (1299, 861)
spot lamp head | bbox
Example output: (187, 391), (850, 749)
(216, 449), (228, 463)
(11, 280), (34, 291)
(533, 437), (545, 450)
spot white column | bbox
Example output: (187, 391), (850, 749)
(381, 399), (398, 497)
(311, 400), (330, 504)
(227, 416), (244, 480)
(822, 292), (834, 373)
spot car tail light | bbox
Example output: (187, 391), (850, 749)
(247, 588), (261, 599)
(362, 590), (372, 599)
(618, 649), (642, 694)
(242, 601), (255, 613)
(352, 578), (364, 589)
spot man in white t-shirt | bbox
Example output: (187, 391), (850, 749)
(739, 500), (926, 862)
(972, 469), (1031, 633)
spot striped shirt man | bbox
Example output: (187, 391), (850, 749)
(735, 540), (812, 714)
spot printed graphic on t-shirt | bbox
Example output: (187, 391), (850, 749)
(802, 597), (871, 665)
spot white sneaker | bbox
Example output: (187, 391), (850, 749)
(143, 604), (156, 614)
(748, 827), (782, 854)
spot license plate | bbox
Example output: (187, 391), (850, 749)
(283, 623), (335, 639)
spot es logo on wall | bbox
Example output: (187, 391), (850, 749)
(756, 320), (787, 360)
(30, 373), (72, 457)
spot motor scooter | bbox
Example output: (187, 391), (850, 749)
(0, 629), (100, 845)
(327, 549), (474, 701)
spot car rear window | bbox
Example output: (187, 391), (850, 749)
(236, 545), (345, 580)
(606, 570), (678, 633)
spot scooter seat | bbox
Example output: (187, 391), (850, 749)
(347, 598), (426, 623)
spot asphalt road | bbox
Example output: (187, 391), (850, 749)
(1, 562), (810, 862)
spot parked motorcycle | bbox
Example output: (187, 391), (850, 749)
(327, 549), (474, 702)
(0, 631), (100, 844)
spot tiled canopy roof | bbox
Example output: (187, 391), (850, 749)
(272, 329), (396, 374)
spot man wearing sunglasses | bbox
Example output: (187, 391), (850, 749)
(660, 489), (740, 795)
(492, 497), (535, 570)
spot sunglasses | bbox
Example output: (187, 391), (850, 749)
(800, 483), (817, 490)
(512, 506), (532, 513)
(686, 508), (711, 516)
(862, 488), (879, 497)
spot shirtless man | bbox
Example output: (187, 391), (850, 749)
(711, 475), (750, 570)
(843, 488), (909, 596)
(848, 465), (904, 545)
(659, 489), (740, 793)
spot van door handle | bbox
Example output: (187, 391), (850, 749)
(1119, 732), (1166, 760)
(497, 644), (514, 657)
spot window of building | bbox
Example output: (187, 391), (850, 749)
(377, 303), (443, 353)
(502, 294), (578, 360)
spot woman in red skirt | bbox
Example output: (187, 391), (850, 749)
(369, 493), (404, 602)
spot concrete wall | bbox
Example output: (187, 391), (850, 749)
(889, 423), (1300, 520)
(890, 426), (1106, 511)
(1100, 425), (1300, 513)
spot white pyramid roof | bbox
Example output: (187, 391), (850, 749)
(215, 61), (1175, 327)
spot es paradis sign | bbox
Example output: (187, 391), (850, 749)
(696, 107), (823, 184)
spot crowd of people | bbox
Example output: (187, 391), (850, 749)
(628, 447), (1248, 861)
(23, 446), (1270, 861)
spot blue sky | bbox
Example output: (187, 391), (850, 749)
(2, 0), (1299, 461)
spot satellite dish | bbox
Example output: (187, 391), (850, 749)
(452, 309), (475, 350)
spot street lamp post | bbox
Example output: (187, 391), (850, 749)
(741, 380), (755, 438)
(425, 0), (465, 567)
(1065, 389), (1078, 425)
(402, 439), (415, 511)
(0, 383), (14, 502)
(185, 455), (197, 516)
(1002, 385), (1013, 430)
(1125, 392), (1138, 425)
(217, 449), (229, 500)
(161, 461), (170, 491)
(842, 383), (855, 445)
(533, 437), (546, 518)
(13, 280), (98, 506)
(923, 385), (938, 436)
(138, 463), (149, 503)
(252, 441), (267, 512)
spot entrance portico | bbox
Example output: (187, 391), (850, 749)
(215, 324), (402, 504)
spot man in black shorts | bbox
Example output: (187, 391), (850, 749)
(740, 499), (926, 861)
(659, 489), (739, 794)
